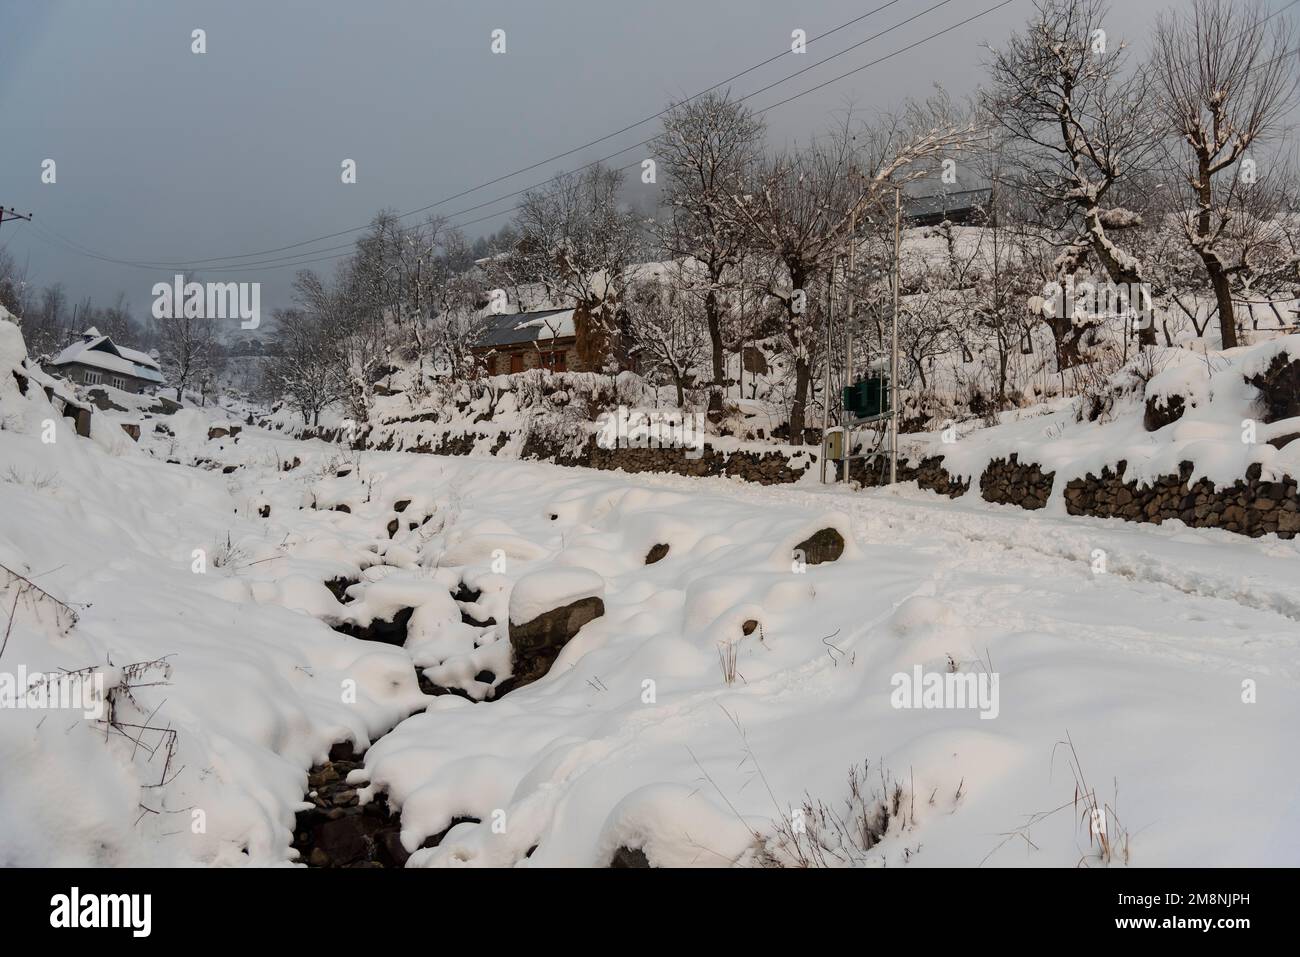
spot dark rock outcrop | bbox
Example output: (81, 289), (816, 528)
(332, 607), (415, 646)
(1246, 353), (1300, 423)
(507, 595), (605, 690)
(609, 846), (652, 868)
(1144, 393), (1186, 432)
(793, 528), (845, 566)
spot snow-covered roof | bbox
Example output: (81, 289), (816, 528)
(48, 334), (165, 384)
(904, 188), (992, 223)
(475, 308), (576, 348)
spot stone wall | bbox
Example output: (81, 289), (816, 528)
(521, 431), (815, 485)
(363, 422), (817, 485)
(305, 370), (1300, 540)
(1065, 460), (1300, 538)
(979, 454), (1056, 510)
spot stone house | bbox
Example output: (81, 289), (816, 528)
(47, 327), (165, 394)
(472, 308), (580, 375)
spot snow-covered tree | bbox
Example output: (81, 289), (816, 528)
(155, 274), (217, 403)
(625, 270), (710, 407)
(264, 307), (339, 425)
(724, 99), (973, 438)
(985, 0), (1163, 347)
(1151, 0), (1298, 348)
(506, 165), (647, 371)
(651, 91), (765, 416)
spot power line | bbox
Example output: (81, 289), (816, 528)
(32, 0), (919, 271)
(32, 0), (1018, 276)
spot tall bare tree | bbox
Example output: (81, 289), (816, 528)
(724, 100), (972, 438)
(1152, 0), (1298, 348)
(155, 274), (216, 402)
(985, 0), (1163, 347)
(507, 164), (646, 371)
(625, 270), (710, 406)
(652, 91), (764, 416)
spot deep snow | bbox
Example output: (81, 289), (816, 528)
(2, 314), (1299, 867)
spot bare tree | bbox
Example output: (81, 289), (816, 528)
(0, 247), (32, 322)
(985, 0), (1163, 347)
(507, 164), (646, 371)
(155, 275), (216, 402)
(294, 265), (387, 422)
(625, 270), (710, 406)
(265, 307), (339, 425)
(725, 100), (973, 438)
(652, 91), (765, 416)
(1152, 0), (1298, 348)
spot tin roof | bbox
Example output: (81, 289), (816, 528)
(475, 308), (576, 348)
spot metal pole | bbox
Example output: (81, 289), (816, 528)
(844, 209), (856, 483)
(820, 258), (835, 484)
(891, 185), (901, 486)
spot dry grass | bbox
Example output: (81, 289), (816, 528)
(982, 731), (1131, 867)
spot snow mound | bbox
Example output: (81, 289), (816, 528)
(509, 567), (605, 625)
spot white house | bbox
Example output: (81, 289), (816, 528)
(47, 327), (165, 394)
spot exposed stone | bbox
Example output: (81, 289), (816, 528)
(208, 426), (229, 440)
(332, 607), (415, 646)
(1144, 393), (1185, 432)
(324, 576), (359, 603)
(508, 595), (605, 690)
(609, 846), (652, 868)
(645, 543), (670, 564)
(119, 423), (140, 441)
(1246, 353), (1300, 423)
(793, 527), (845, 565)
(980, 454), (1055, 510)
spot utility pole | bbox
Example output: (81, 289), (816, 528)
(891, 184), (901, 486)
(843, 207), (856, 484)
(820, 257), (835, 483)
(0, 206), (34, 236)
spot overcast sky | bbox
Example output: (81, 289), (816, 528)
(0, 0), (1226, 321)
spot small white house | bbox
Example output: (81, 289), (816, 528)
(47, 327), (165, 394)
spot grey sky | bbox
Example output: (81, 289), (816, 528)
(0, 0), (1195, 319)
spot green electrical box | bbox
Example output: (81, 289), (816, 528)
(842, 375), (890, 419)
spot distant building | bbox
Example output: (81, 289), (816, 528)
(903, 188), (993, 228)
(472, 308), (579, 375)
(47, 327), (165, 394)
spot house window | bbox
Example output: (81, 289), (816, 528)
(509, 353), (524, 374)
(110, 376), (128, 391)
(542, 351), (566, 372)
(83, 370), (102, 385)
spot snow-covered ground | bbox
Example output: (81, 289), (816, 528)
(3, 316), (1298, 867)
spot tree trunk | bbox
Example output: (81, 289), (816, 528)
(1194, 153), (1238, 349)
(1083, 210), (1156, 347)
(790, 352), (811, 442)
(705, 283), (725, 418)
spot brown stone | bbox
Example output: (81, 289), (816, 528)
(793, 527), (845, 566)
(507, 595), (605, 690)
